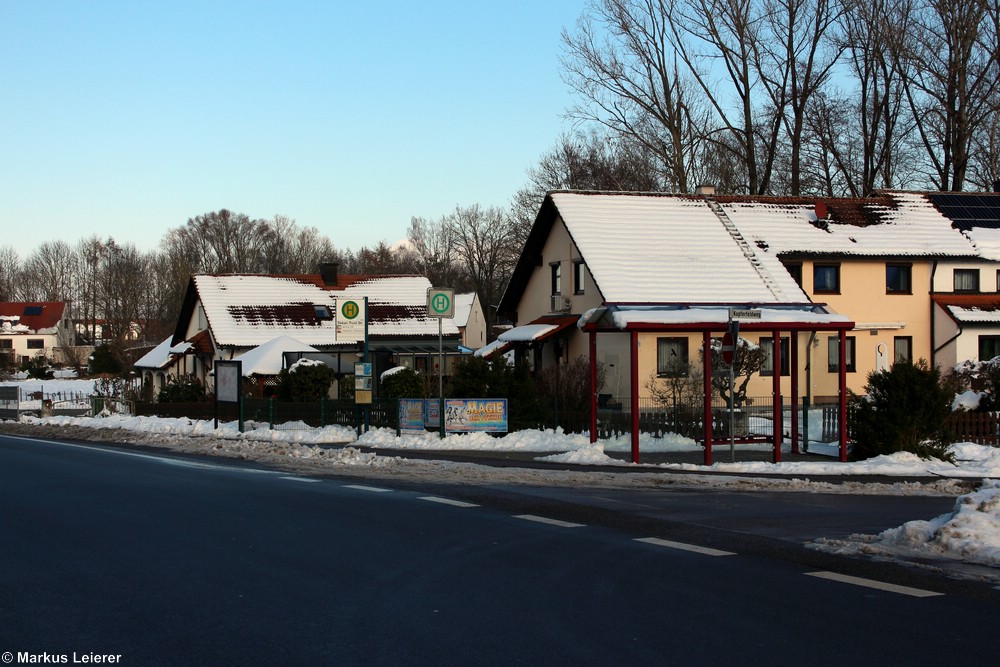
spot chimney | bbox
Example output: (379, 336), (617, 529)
(695, 184), (716, 196)
(319, 262), (338, 286)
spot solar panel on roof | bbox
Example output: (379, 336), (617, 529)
(929, 193), (1000, 231)
(23, 306), (42, 316)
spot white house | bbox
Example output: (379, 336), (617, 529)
(147, 264), (464, 397)
(0, 302), (71, 368)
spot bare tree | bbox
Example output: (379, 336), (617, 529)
(257, 215), (344, 274)
(758, 0), (844, 194)
(446, 205), (518, 337)
(828, 0), (917, 195)
(969, 108), (1000, 191)
(20, 241), (77, 303)
(562, 0), (705, 193)
(98, 241), (152, 362)
(891, 0), (1000, 191)
(0, 246), (20, 302)
(669, 0), (774, 193)
(407, 216), (465, 288)
(170, 209), (267, 274)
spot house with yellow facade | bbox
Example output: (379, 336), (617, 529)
(497, 189), (1000, 462)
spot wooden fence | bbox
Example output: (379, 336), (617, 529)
(948, 411), (1000, 446)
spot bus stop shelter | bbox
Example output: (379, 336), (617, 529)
(581, 304), (855, 465)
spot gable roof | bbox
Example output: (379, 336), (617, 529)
(133, 336), (176, 369)
(498, 191), (808, 316)
(0, 302), (66, 333)
(499, 190), (985, 320)
(453, 293), (476, 328)
(174, 273), (458, 349)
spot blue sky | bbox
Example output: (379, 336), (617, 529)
(1, 1), (586, 257)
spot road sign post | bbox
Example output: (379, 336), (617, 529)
(724, 319), (741, 463)
(427, 288), (455, 439)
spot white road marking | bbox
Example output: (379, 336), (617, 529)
(279, 476), (322, 483)
(634, 537), (737, 557)
(4, 435), (275, 474)
(805, 571), (943, 598)
(514, 514), (585, 528)
(419, 496), (479, 508)
(344, 484), (393, 493)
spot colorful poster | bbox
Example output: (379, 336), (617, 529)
(398, 399), (425, 433)
(424, 400), (440, 429)
(444, 399), (508, 433)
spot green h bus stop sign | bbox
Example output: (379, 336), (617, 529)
(426, 288), (455, 319)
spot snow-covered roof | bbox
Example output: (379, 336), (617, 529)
(721, 192), (978, 258)
(963, 227), (1000, 261)
(191, 274), (458, 348)
(336, 276), (459, 338)
(0, 302), (66, 334)
(233, 336), (319, 376)
(133, 337), (175, 369)
(602, 305), (852, 329)
(499, 324), (557, 342)
(474, 338), (510, 358)
(550, 192), (807, 304)
(933, 295), (1000, 325)
(453, 293), (475, 327)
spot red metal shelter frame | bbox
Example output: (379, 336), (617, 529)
(584, 308), (854, 465)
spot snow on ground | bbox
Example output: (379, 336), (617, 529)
(811, 480), (1000, 575)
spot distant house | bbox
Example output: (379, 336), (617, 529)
(0, 302), (72, 368)
(452, 292), (487, 350)
(147, 264), (464, 397)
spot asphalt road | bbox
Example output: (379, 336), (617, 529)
(2, 434), (998, 665)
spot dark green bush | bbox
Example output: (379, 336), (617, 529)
(21, 355), (54, 380)
(849, 360), (955, 462)
(381, 366), (424, 399)
(158, 375), (207, 403)
(275, 360), (335, 402)
(89, 344), (123, 375)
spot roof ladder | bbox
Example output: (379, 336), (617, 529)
(703, 196), (783, 300)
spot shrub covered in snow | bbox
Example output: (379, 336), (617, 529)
(380, 366), (423, 399)
(951, 357), (1000, 411)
